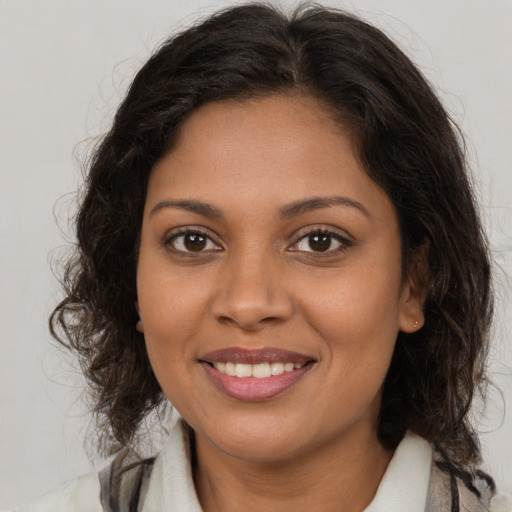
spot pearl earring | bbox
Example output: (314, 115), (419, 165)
(136, 320), (144, 333)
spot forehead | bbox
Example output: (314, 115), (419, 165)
(173, 93), (349, 161)
(146, 94), (394, 222)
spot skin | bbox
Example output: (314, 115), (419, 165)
(136, 94), (425, 512)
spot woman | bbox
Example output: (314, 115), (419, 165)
(12, 3), (511, 511)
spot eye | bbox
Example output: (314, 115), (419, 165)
(292, 229), (352, 254)
(166, 230), (221, 253)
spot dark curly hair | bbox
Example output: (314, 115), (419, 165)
(51, 1), (493, 484)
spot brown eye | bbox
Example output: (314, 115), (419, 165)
(184, 233), (206, 251)
(308, 233), (332, 252)
(292, 230), (351, 254)
(168, 231), (220, 253)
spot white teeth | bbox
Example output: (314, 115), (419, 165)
(253, 363), (271, 378)
(212, 361), (306, 378)
(270, 362), (284, 375)
(235, 363), (252, 378)
(225, 362), (236, 376)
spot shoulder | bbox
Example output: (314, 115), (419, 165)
(7, 422), (186, 512)
(9, 472), (102, 512)
(8, 451), (155, 512)
(427, 454), (512, 512)
(491, 492), (512, 512)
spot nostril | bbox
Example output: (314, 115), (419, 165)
(211, 276), (294, 330)
(257, 315), (284, 326)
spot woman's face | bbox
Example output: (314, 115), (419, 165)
(136, 94), (423, 462)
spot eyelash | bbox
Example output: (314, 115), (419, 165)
(164, 227), (354, 256)
(164, 228), (220, 255)
(291, 229), (354, 256)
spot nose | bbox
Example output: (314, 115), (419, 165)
(211, 250), (294, 331)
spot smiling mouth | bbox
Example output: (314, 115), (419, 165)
(207, 361), (312, 378)
(198, 347), (316, 401)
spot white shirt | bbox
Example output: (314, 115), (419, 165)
(11, 422), (512, 512)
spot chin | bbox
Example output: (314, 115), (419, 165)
(217, 433), (306, 463)
(191, 411), (311, 462)
(208, 412), (357, 467)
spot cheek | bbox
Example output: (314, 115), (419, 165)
(299, 260), (402, 377)
(138, 254), (212, 331)
(303, 268), (401, 337)
(136, 255), (208, 377)
(138, 275), (203, 406)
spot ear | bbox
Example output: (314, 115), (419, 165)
(398, 243), (429, 333)
(134, 300), (144, 333)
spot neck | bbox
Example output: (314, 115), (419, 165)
(192, 426), (394, 512)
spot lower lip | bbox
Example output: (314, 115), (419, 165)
(201, 362), (314, 401)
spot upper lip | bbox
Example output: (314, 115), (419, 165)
(199, 347), (315, 365)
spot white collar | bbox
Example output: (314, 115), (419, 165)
(143, 421), (203, 512)
(143, 422), (432, 512)
(363, 431), (432, 512)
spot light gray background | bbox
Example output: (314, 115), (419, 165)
(1, 0), (511, 508)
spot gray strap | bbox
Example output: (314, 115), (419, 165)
(99, 451), (155, 512)
(426, 459), (494, 512)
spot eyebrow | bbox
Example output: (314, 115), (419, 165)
(149, 199), (224, 219)
(148, 195), (370, 220)
(279, 196), (371, 220)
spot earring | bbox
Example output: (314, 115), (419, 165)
(413, 319), (422, 330)
(136, 320), (144, 333)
